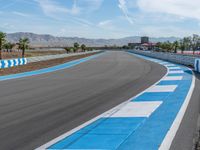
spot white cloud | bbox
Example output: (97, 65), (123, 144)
(137, 0), (200, 20)
(35, 0), (103, 18)
(76, 0), (104, 13)
(118, 0), (134, 24)
(98, 20), (112, 27)
(12, 11), (30, 17)
(35, 0), (79, 18)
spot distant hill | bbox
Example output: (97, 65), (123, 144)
(6, 32), (180, 47)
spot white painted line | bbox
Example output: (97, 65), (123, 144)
(168, 70), (184, 74)
(165, 64), (176, 67)
(24, 58), (28, 64)
(159, 62), (170, 65)
(110, 101), (162, 118)
(4, 60), (9, 68)
(10, 60), (14, 67)
(15, 59), (19, 65)
(168, 67), (181, 70)
(162, 76), (183, 81)
(146, 85), (177, 92)
(159, 70), (195, 150)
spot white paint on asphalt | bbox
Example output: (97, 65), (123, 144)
(110, 101), (162, 118)
(163, 76), (183, 81)
(146, 85), (177, 92)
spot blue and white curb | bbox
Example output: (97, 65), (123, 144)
(0, 58), (27, 69)
(36, 52), (195, 150)
(195, 59), (200, 72)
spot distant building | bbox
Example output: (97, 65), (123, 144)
(128, 43), (140, 48)
(141, 36), (149, 44)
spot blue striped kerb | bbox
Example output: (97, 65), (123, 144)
(0, 58), (27, 69)
(45, 52), (193, 150)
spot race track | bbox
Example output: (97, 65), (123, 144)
(0, 51), (166, 150)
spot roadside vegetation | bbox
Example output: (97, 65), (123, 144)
(0, 31), (94, 60)
(122, 34), (200, 55)
(155, 34), (200, 54)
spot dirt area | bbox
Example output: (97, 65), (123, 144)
(2, 50), (66, 59)
(0, 52), (99, 76)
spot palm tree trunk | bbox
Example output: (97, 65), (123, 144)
(22, 49), (25, 58)
(0, 49), (2, 60)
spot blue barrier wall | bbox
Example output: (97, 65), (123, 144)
(0, 58), (27, 69)
(195, 59), (200, 72)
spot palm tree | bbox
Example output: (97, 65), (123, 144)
(19, 38), (29, 58)
(173, 41), (179, 53)
(0, 32), (6, 59)
(192, 34), (200, 55)
(179, 39), (185, 54)
(64, 47), (71, 53)
(4, 42), (14, 52)
(74, 42), (79, 53)
(81, 44), (86, 52)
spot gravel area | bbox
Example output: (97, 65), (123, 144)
(0, 52), (99, 76)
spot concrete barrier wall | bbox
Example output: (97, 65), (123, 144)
(129, 50), (196, 66)
(129, 50), (200, 73)
(27, 51), (100, 63)
(0, 58), (27, 69)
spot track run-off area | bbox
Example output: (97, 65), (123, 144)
(0, 51), (198, 150)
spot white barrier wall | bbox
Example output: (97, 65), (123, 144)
(0, 58), (27, 69)
(129, 50), (200, 73)
(195, 59), (200, 72)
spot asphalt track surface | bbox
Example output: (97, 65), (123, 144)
(0, 51), (167, 150)
(170, 72), (200, 150)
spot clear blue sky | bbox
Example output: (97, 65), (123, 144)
(0, 0), (200, 38)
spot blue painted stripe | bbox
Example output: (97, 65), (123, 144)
(48, 118), (146, 150)
(0, 53), (104, 81)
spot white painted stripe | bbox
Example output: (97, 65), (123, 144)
(110, 101), (162, 118)
(159, 70), (195, 150)
(159, 62), (170, 65)
(15, 59), (19, 65)
(10, 60), (14, 67)
(168, 70), (184, 74)
(146, 85), (177, 92)
(19, 59), (23, 65)
(165, 64), (176, 67)
(162, 76), (183, 81)
(168, 66), (181, 70)
(4, 60), (9, 68)
(24, 58), (28, 64)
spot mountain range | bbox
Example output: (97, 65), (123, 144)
(6, 32), (180, 47)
